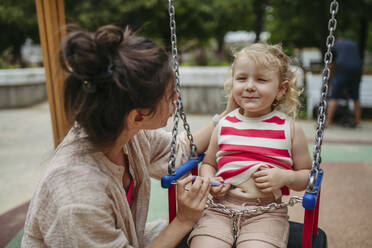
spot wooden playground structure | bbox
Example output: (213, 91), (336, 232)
(35, 0), (69, 147)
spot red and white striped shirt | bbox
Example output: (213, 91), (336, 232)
(216, 109), (293, 194)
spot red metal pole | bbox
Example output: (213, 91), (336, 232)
(191, 166), (198, 176)
(168, 185), (177, 222)
(302, 208), (315, 248)
(313, 190), (321, 235)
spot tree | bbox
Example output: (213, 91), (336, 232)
(266, 0), (372, 61)
(253, 0), (268, 43)
(209, 0), (254, 58)
(64, 0), (168, 43)
(1, 0), (370, 67)
(64, 0), (258, 65)
(266, 1), (329, 53)
(64, 0), (218, 65)
(334, 0), (372, 61)
(0, 0), (38, 66)
(64, 1), (216, 49)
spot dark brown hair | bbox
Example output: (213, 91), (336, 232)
(59, 25), (173, 151)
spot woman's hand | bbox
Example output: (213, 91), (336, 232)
(224, 92), (239, 115)
(210, 177), (231, 199)
(175, 176), (211, 228)
(252, 167), (291, 193)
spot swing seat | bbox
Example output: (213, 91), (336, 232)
(176, 222), (327, 248)
(288, 221), (327, 248)
(171, 163), (326, 248)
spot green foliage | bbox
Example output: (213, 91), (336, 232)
(0, 56), (20, 69)
(0, 0), (371, 67)
(267, 0), (372, 54)
(0, 0), (38, 66)
(65, 0), (169, 43)
(267, 0), (328, 49)
(62, 0), (256, 65)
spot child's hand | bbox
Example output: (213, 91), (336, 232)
(210, 177), (231, 198)
(252, 167), (290, 193)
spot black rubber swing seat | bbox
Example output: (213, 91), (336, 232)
(176, 221), (327, 248)
(287, 221), (327, 248)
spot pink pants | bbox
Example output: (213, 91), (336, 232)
(188, 194), (289, 248)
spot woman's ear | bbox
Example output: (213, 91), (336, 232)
(126, 109), (145, 129)
(277, 80), (289, 98)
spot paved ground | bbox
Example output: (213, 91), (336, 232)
(1, 101), (372, 247)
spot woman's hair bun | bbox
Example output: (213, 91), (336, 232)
(94, 25), (124, 54)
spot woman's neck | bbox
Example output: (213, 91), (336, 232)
(106, 128), (137, 166)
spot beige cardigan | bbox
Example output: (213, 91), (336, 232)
(22, 128), (190, 248)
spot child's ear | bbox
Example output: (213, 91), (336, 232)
(277, 80), (289, 98)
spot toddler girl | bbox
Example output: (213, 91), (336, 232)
(189, 43), (312, 248)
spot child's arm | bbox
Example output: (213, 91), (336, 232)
(200, 126), (231, 198)
(288, 120), (312, 190)
(199, 126), (219, 178)
(253, 121), (312, 192)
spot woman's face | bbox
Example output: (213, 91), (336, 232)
(144, 80), (178, 129)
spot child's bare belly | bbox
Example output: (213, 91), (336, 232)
(230, 177), (273, 199)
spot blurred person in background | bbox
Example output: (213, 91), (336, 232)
(326, 37), (363, 127)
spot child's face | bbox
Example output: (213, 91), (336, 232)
(232, 55), (286, 118)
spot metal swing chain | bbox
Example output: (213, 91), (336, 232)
(207, 196), (302, 241)
(168, 0), (198, 176)
(307, 0), (339, 193)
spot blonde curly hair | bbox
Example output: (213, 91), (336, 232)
(226, 43), (302, 119)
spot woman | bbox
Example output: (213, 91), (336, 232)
(22, 25), (235, 247)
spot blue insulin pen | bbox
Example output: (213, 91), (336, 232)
(191, 175), (224, 186)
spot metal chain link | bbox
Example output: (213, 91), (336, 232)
(207, 196), (302, 241)
(167, 0), (198, 175)
(307, 0), (338, 192)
